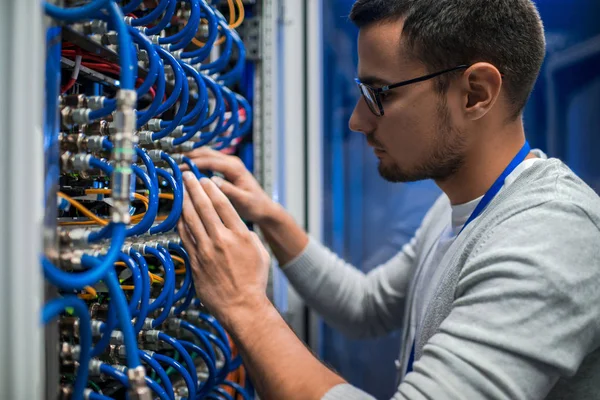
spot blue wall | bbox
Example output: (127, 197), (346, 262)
(320, 1), (600, 398)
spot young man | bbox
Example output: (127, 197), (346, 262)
(178, 0), (600, 399)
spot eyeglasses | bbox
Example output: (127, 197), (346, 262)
(355, 65), (469, 116)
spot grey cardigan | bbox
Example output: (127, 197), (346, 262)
(283, 159), (600, 400)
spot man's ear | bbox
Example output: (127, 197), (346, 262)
(460, 62), (503, 121)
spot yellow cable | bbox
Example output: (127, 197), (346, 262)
(57, 192), (109, 226)
(175, 268), (187, 275)
(171, 255), (185, 265)
(58, 190), (149, 226)
(78, 286), (98, 300)
(149, 273), (165, 284)
(230, 0), (245, 29)
(120, 285), (136, 291)
(192, 0), (244, 47)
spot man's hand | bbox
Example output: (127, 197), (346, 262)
(178, 172), (271, 324)
(184, 147), (276, 224)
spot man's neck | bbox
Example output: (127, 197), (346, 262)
(436, 125), (531, 206)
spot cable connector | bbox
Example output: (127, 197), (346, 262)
(147, 149), (163, 163)
(179, 142), (195, 152)
(147, 119), (162, 132)
(159, 137), (175, 151)
(127, 366), (153, 400)
(111, 89), (137, 224)
(87, 96), (105, 110)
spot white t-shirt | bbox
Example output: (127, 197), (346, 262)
(403, 155), (546, 376)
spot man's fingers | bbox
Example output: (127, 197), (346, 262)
(177, 219), (197, 253)
(200, 177), (247, 233)
(211, 176), (247, 206)
(185, 153), (246, 181)
(180, 189), (208, 244)
(182, 171), (224, 237)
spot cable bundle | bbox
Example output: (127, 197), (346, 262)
(41, 1), (253, 399)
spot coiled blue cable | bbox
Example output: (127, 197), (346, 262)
(221, 381), (252, 400)
(155, 47), (184, 115)
(179, 340), (217, 397)
(128, 165), (157, 236)
(153, 353), (196, 400)
(118, 253), (143, 315)
(88, 392), (113, 400)
(150, 169), (182, 234)
(182, 156), (204, 179)
(131, 0), (170, 27)
(99, 363), (170, 400)
(153, 67), (189, 140)
(140, 350), (174, 400)
(157, 332), (198, 399)
(42, 296), (92, 400)
(44, 0), (111, 22)
(152, 245), (176, 327)
(179, 320), (217, 364)
(144, 0), (178, 36)
(196, 19), (233, 71)
(212, 387), (235, 400)
(219, 29), (246, 86)
(168, 243), (192, 302)
(43, 223), (125, 289)
(174, 277), (196, 315)
(81, 255), (141, 368)
(158, 0), (200, 49)
(129, 248), (151, 334)
(143, 246), (175, 328)
(121, 0), (144, 14)
(204, 331), (231, 383)
(180, 0), (218, 61)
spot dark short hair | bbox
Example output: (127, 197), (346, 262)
(350, 0), (546, 120)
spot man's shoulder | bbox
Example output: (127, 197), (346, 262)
(495, 158), (600, 230)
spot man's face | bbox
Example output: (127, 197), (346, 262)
(349, 21), (468, 183)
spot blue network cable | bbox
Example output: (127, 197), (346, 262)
(168, 243), (192, 302)
(179, 320), (217, 363)
(219, 29), (247, 86)
(42, 296), (92, 400)
(197, 19), (233, 71)
(221, 381), (252, 400)
(179, 340), (217, 397)
(44, 0), (111, 22)
(158, 0), (201, 50)
(151, 246), (176, 327)
(156, 332), (198, 399)
(153, 353), (196, 400)
(129, 248), (151, 334)
(80, 255), (141, 368)
(142, 246), (175, 328)
(150, 169), (182, 234)
(98, 363), (170, 400)
(43, 223), (126, 289)
(140, 351), (174, 400)
(118, 253), (143, 315)
(212, 387), (235, 400)
(144, 0), (178, 36)
(131, 0), (170, 27)
(180, 0), (218, 61)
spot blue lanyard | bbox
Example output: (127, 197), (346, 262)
(405, 141), (531, 376)
(458, 141), (531, 235)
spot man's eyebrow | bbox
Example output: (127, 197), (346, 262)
(357, 75), (392, 87)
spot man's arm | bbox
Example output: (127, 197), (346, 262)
(178, 174), (348, 400)
(224, 295), (348, 400)
(184, 148), (422, 338)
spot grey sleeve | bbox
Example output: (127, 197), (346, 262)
(389, 201), (600, 399)
(282, 235), (418, 338)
